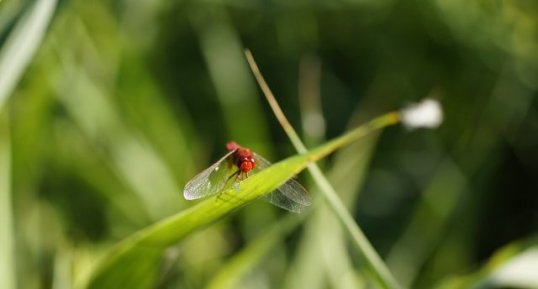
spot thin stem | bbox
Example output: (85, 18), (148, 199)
(245, 49), (404, 289)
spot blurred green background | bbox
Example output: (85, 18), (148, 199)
(1, 0), (538, 288)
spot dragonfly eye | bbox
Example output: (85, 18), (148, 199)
(240, 161), (254, 173)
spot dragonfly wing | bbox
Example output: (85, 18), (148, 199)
(254, 153), (311, 213)
(183, 150), (236, 200)
(264, 179), (311, 213)
(252, 153), (271, 171)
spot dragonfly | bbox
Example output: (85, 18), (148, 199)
(183, 141), (311, 213)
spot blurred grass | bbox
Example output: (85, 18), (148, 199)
(204, 213), (305, 289)
(433, 235), (538, 289)
(0, 0), (56, 108)
(2, 0), (538, 289)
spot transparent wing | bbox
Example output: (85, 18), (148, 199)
(254, 153), (311, 213)
(183, 150), (236, 200)
(263, 178), (311, 213)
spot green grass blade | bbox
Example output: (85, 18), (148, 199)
(86, 112), (399, 289)
(0, 0), (56, 109)
(0, 111), (15, 289)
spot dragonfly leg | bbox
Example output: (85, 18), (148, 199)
(225, 170), (240, 184)
(216, 171), (245, 203)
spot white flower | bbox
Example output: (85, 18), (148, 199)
(400, 98), (443, 129)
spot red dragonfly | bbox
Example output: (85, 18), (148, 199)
(183, 141), (311, 213)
